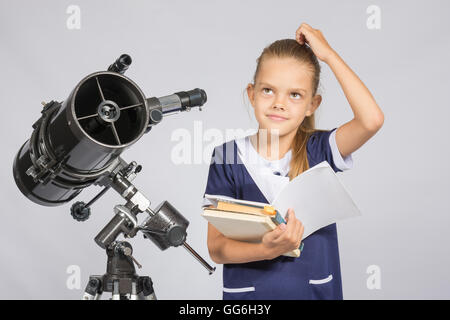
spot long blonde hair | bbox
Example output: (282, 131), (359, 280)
(250, 39), (324, 180)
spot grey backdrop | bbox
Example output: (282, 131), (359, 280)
(1, 0), (449, 299)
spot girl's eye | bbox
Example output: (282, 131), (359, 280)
(262, 88), (273, 94)
(291, 92), (302, 99)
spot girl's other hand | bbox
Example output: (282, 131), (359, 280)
(261, 208), (304, 260)
(295, 22), (335, 63)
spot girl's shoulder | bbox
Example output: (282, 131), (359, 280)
(307, 127), (353, 172)
(209, 137), (240, 166)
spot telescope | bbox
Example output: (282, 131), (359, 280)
(12, 54), (215, 300)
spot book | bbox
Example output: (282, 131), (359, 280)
(202, 203), (301, 258)
(202, 160), (362, 258)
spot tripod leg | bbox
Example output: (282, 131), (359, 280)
(112, 280), (120, 300)
(130, 281), (138, 300)
(82, 277), (102, 300)
(139, 276), (157, 300)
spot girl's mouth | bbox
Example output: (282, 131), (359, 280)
(267, 114), (288, 122)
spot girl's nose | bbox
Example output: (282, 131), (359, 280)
(273, 95), (287, 110)
(273, 103), (286, 110)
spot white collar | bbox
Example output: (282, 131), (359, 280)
(236, 135), (292, 176)
(235, 134), (291, 203)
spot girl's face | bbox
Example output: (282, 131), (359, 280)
(247, 56), (322, 138)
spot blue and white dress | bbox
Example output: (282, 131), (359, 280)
(202, 127), (353, 300)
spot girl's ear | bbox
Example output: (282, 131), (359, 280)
(306, 94), (322, 116)
(246, 83), (255, 108)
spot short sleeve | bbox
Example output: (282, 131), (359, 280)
(201, 142), (237, 208)
(307, 127), (354, 173)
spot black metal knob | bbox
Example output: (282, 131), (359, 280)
(70, 201), (91, 221)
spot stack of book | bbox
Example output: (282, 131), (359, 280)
(202, 195), (301, 258)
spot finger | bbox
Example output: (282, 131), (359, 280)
(284, 208), (292, 222)
(294, 220), (302, 242)
(302, 23), (314, 30)
(296, 27), (304, 40)
(273, 222), (293, 243)
(299, 223), (305, 239)
(298, 34), (306, 45)
(270, 226), (287, 244)
(270, 223), (286, 241)
(292, 215), (303, 238)
(297, 25), (308, 37)
(297, 224), (305, 247)
(285, 210), (298, 237)
(287, 220), (301, 247)
(296, 28), (305, 39)
(299, 22), (310, 30)
(286, 209), (296, 226)
(283, 220), (300, 248)
(297, 27), (309, 44)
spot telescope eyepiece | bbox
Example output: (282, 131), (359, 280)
(175, 88), (207, 109)
(108, 54), (132, 74)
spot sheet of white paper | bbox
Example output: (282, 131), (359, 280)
(271, 161), (361, 239)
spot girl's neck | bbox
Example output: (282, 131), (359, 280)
(250, 128), (296, 161)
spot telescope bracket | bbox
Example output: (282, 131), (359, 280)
(114, 205), (138, 232)
(26, 154), (66, 185)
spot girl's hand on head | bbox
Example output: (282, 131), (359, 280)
(261, 208), (304, 260)
(295, 23), (335, 63)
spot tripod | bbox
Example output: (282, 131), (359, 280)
(82, 241), (156, 300)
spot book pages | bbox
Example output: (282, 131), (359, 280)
(271, 161), (361, 239)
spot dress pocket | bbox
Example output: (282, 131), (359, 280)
(222, 285), (256, 300)
(309, 274), (333, 285)
(309, 274), (334, 300)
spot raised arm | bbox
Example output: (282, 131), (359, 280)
(296, 23), (384, 158)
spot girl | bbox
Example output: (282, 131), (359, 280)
(202, 23), (384, 300)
